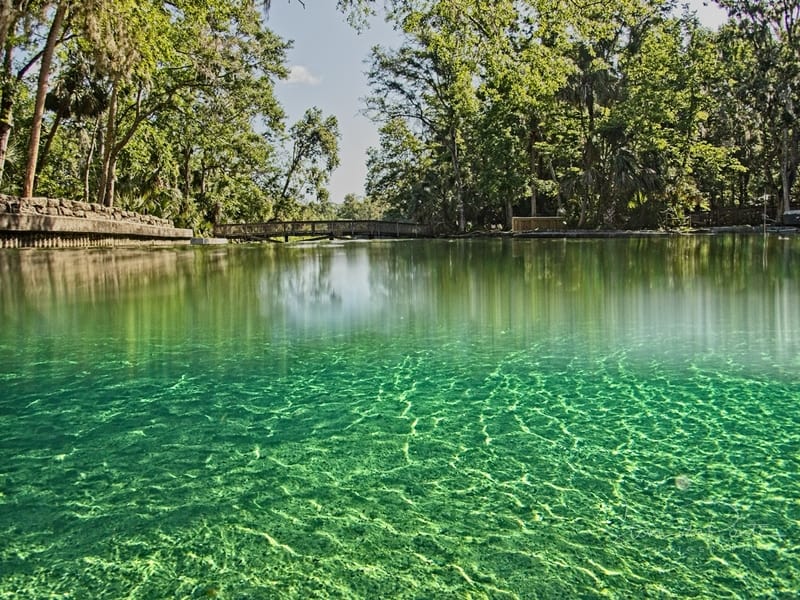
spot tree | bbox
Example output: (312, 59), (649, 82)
(366, 117), (437, 223)
(83, 0), (288, 208)
(148, 2), (288, 226)
(366, 4), (481, 232)
(337, 192), (387, 219)
(21, 1), (65, 196)
(0, 0), (349, 223)
(715, 0), (800, 215)
(272, 107), (340, 219)
(37, 52), (107, 175)
(468, 0), (571, 225)
(0, 1), (44, 183)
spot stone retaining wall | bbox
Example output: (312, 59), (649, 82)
(0, 194), (193, 248)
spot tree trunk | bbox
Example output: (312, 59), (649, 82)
(36, 110), (62, 178)
(83, 117), (100, 203)
(455, 183), (465, 232)
(199, 157), (207, 196)
(528, 119), (538, 217)
(0, 110), (11, 185)
(181, 144), (192, 200)
(448, 127), (465, 233)
(781, 127), (799, 215)
(578, 198), (587, 228)
(0, 0), (16, 58)
(781, 148), (791, 215)
(280, 141), (303, 201)
(0, 42), (14, 184)
(22, 2), (67, 197)
(98, 77), (119, 206)
(106, 154), (117, 205)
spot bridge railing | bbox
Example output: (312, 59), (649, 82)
(689, 206), (770, 228)
(511, 217), (567, 232)
(214, 220), (431, 240)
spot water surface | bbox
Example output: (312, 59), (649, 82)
(1, 237), (798, 598)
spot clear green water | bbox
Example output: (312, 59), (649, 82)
(1, 237), (799, 599)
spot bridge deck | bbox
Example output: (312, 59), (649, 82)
(214, 220), (431, 241)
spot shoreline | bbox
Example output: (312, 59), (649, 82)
(459, 225), (799, 239)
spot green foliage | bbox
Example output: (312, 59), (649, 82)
(713, 0), (800, 214)
(363, 0), (794, 230)
(272, 107), (341, 220)
(3, 0), (797, 232)
(0, 0), (341, 233)
(337, 192), (388, 219)
(366, 117), (443, 225)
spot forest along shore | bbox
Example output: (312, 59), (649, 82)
(0, 2), (796, 237)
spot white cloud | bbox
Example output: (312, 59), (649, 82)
(286, 65), (321, 85)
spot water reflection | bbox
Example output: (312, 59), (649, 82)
(258, 243), (394, 330)
(1, 236), (798, 367)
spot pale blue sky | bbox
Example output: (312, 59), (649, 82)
(268, 2), (398, 203)
(268, 1), (728, 204)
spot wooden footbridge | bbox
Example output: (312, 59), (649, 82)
(213, 219), (431, 242)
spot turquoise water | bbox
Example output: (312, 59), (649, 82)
(1, 237), (799, 598)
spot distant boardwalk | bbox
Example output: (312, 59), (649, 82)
(214, 220), (431, 241)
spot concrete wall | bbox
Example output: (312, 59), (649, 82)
(0, 194), (193, 248)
